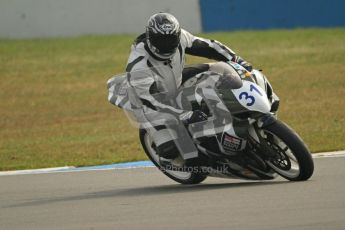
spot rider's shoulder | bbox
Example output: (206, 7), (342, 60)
(129, 42), (146, 58)
(180, 29), (195, 47)
(180, 29), (193, 39)
(130, 33), (146, 52)
(133, 33), (146, 46)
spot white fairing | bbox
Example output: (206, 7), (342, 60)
(232, 81), (271, 113)
(251, 69), (267, 92)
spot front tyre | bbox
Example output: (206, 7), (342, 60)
(260, 120), (314, 181)
(139, 129), (207, 184)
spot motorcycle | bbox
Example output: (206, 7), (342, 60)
(107, 61), (314, 184)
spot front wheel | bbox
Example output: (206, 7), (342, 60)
(139, 129), (207, 184)
(259, 120), (314, 181)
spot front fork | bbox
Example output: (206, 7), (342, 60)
(247, 113), (278, 158)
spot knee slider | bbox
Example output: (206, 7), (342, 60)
(152, 129), (179, 159)
(156, 140), (179, 159)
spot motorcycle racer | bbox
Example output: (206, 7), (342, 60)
(125, 12), (252, 163)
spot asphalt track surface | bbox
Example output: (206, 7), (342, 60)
(1, 156), (345, 230)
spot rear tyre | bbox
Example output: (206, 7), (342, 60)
(139, 129), (207, 184)
(261, 120), (314, 181)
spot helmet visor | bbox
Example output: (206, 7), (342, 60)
(149, 33), (180, 56)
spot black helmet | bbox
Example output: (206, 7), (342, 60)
(146, 13), (181, 59)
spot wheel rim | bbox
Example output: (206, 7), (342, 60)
(261, 130), (301, 178)
(143, 132), (192, 180)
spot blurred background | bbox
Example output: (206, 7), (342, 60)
(1, 0), (345, 38)
(0, 0), (344, 170)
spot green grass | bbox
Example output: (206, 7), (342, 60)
(0, 28), (344, 170)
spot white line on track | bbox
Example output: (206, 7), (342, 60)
(312, 150), (345, 158)
(0, 150), (344, 176)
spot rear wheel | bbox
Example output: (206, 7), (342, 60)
(139, 129), (207, 184)
(260, 120), (314, 181)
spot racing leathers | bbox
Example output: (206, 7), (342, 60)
(126, 29), (251, 161)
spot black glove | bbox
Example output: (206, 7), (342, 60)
(180, 110), (208, 125)
(235, 56), (253, 72)
(239, 60), (253, 72)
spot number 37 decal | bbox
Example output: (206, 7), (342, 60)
(239, 84), (263, 106)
